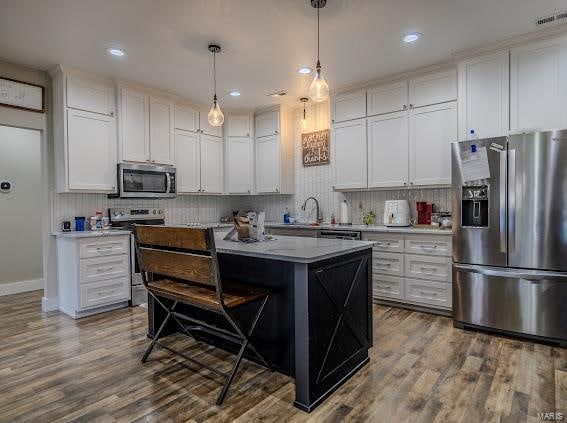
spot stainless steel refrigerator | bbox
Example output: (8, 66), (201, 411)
(451, 129), (567, 346)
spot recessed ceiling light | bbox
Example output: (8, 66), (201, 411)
(403, 32), (422, 43)
(228, 90), (241, 97)
(297, 66), (313, 75)
(106, 47), (126, 57)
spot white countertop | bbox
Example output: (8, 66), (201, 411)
(53, 229), (131, 238)
(265, 222), (452, 235)
(215, 233), (375, 263)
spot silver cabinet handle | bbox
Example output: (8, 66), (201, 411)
(332, 119), (335, 124)
(109, 111), (114, 116)
(376, 262), (392, 267)
(509, 149), (516, 253)
(420, 266), (438, 273)
(96, 246), (113, 251)
(275, 188), (279, 192)
(409, 103), (414, 108)
(420, 244), (437, 250)
(403, 182), (407, 186)
(97, 289), (115, 296)
(246, 133), (250, 137)
(403, 104), (407, 110)
(409, 182), (414, 185)
(97, 267), (114, 272)
(274, 130), (279, 134)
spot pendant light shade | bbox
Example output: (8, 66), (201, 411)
(300, 97), (309, 129)
(309, 0), (329, 103)
(207, 44), (224, 127)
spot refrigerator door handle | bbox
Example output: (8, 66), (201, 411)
(499, 150), (507, 253)
(454, 263), (567, 281)
(508, 149), (516, 253)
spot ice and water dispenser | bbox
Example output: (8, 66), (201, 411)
(461, 185), (489, 227)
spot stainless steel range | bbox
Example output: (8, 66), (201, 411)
(451, 130), (567, 346)
(109, 207), (166, 306)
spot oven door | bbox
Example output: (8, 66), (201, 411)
(118, 163), (176, 198)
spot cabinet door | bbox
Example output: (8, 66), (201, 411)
(458, 51), (510, 140)
(332, 118), (367, 189)
(367, 81), (408, 116)
(409, 102), (457, 186)
(255, 134), (280, 193)
(409, 69), (457, 108)
(149, 96), (174, 165)
(174, 104), (199, 132)
(227, 136), (252, 194)
(510, 35), (567, 132)
(367, 111), (409, 188)
(67, 109), (116, 191)
(332, 89), (366, 123)
(174, 129), (200, 193)
(199, 108), (223, 137)
(200, 134), (223, 194)
(66, 76), (114, 116)
(120, 88), (149, 163)
(255, 111), (280, 138)
(227, 115), (251, 137)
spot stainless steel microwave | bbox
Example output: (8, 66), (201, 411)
(117, 163), (176, 199)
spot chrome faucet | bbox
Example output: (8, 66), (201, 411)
(301, 196), (323, 224)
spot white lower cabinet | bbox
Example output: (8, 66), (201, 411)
(363, 232), (452, 312)
(57, 234), (131, 319)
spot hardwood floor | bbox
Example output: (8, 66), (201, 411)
(0, 290), (565, 422)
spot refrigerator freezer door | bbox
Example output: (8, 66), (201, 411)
(453, 263), (567, 341)
(508, 130), (567, 271)
(451, 137), (507, 267)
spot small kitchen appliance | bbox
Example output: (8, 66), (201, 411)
(383, 200), (411, 227)
(416, 201), (433, 224)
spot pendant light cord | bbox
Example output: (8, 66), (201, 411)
(317, 4), (320, 63)
(213, 50), (217, 101)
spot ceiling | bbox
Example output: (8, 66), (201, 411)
(0, 0), (565, 109)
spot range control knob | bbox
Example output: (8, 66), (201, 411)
(153, 209), (157, 215)
(158, 209), (164, 214)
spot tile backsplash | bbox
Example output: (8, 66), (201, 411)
(51, 100), (451, 230)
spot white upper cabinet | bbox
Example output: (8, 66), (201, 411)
(332, 89), (366, 123)
(174, 129), (200, 193)
(149, 96), (174, 165)
(199, 108), (223, 137)
(409, 102), (457, 186)
(367, 81), (408, 116)
(174, 104), (199, 132)
(458, 51), (510, 140)
(200, 134), (224, 194)
(255, 134), (280, 193)
(66, 76), (115, 116)
(332, 118), (367, 189)
(367, 112), (409, 188)
(119, 86), (174, 165)
(227, 136), (252, 194)
(120, 88), (150, 163)
(67, 109), (116, 192)
(226, 115), (251, 137)
(510, 35), (567, 133)
(409, 69), (457, 109)
(255, 110), (280, 138)
(51, 67), (118, 193)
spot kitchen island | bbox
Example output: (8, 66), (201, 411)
(147, 235), (374, 412)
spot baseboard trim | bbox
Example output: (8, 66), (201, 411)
(42, 296), (59, 312)
(0, 278), (43, 296)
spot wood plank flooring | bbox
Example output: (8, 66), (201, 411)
(0, 290), (565, 422)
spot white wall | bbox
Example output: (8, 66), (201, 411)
(0, 60), (52, 301)
(0, 126), (43, 286)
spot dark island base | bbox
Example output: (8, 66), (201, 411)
(148, 248), (373, 412)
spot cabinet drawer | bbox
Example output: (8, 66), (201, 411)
(79, 236), (130, 258)
(80, 255), (129, 284)
(405, 255), (451, 282)
(404, 234), (452, 256)
(363, 233), (404, 253)
(405, 278), (452, 309)
(372, 252), (404, 277)
(373, 275), (404, 300)
(79, 277), (130, 310)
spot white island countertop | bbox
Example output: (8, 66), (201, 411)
(214, 233), (375, 264)
(265, 222), (452, 235)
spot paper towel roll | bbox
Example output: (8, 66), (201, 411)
(339, 200), (350, 225)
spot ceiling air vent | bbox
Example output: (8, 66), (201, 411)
(535, 10), (567, 26)
(267, 90), (287, 98)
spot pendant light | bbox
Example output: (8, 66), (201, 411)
(300, 97), (309, 130)
(308, 0), (330, 102)
(207, 44), (224, 127)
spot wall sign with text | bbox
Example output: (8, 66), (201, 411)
(301, 129), (330, 167)
(0, 77), (45, 113)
